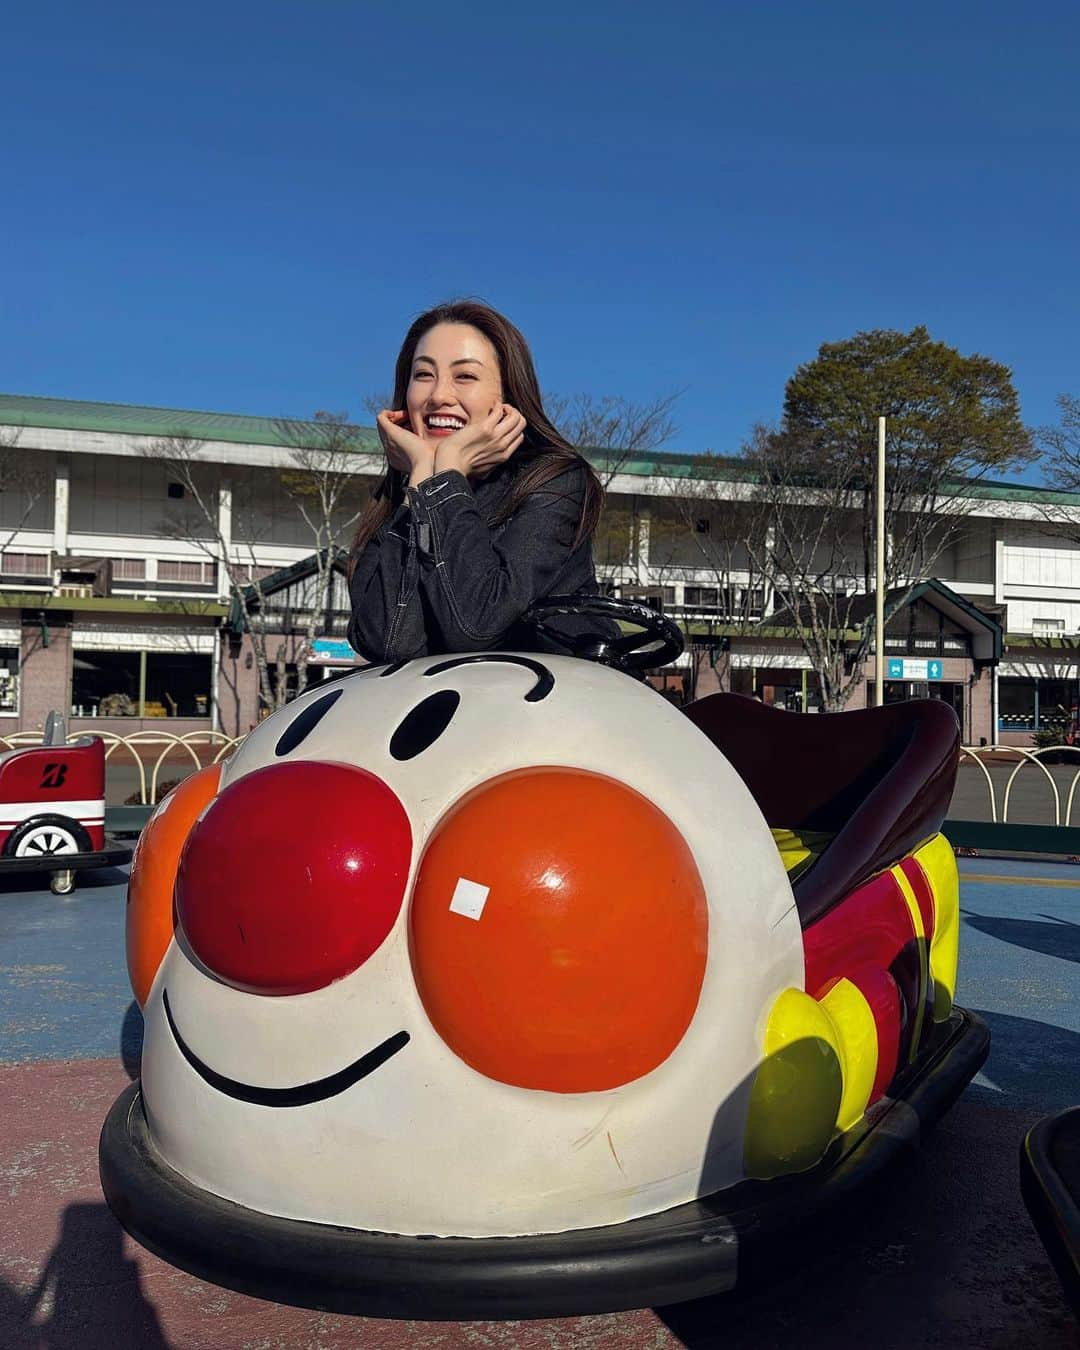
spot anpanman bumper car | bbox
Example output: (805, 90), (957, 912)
(100, 598), (988, 1318)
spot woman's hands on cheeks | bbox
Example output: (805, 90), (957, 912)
(377, 410), (434, 488)
(435, 404), (527, 480)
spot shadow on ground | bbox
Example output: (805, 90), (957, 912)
(0, 1204), (169, 1350)
(963, 1008), (1080, 1113)
(0, 866), (128, 897)
(655, 1099), (1075, 1348)
(962, 909), (1080, 965)
(120, 1001), (143, 1080)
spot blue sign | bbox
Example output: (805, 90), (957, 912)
(311, 638), (357, 663)
(886, 657), (943, 681)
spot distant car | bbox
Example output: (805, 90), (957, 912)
(0, 712), (130, 894)
(100, 599), (988, 1318)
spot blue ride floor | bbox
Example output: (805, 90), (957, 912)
(956, 856), (1080, 1113)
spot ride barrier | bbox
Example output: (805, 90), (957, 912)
(948, 743), (1080, 855)
(4, 729), (1077, 853)
(0, 728), (245, 836)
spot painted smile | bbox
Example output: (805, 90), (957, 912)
(162, 989), (410, 1107)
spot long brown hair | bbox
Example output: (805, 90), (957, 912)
(351, 300), (602, 556)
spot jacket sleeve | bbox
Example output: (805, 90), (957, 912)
(347, 502), (429, 662)
(413, 465), (587, 651)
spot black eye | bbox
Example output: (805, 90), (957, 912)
(275, 689), (343, 756)
(389, 690), (460, 761)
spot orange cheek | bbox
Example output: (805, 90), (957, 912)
(409, 768), (709, 1092)
(126, 763), (223, 1007)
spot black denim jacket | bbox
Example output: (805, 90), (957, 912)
(347, 462), (608, 662)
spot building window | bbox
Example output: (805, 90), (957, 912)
(158, 559), (215, 585)
(1, 552), (49, 576)
(111, 557), (147, 581)
(72, 651), (212, 718)
(620, 586), (676, 607)
(0, 648), (18, 714)
(145, 653), (212, 717)
(72, 651), (140, 717)
(998, 677), (1077, 732)
(683, 585), (764, 620)
(684, 586), (720, 609)
(1033, 617), (1067, 634)
(167, 482), (185, 500)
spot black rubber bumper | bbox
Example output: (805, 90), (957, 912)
(1020, 1106), (1080, 1319)
(0, 843), (131, 874)
(99, 1007), (989, 1320)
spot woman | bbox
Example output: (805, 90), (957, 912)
(348, 300), (608, 663)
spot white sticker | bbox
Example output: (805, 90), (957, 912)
(449, 877), (490, 921)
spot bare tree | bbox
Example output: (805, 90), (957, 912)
(649, 474), (771, 698)
(145, 414), (370, 715)
(0, 427), (49, 558)
(681, 424), (983, 710)
(272, 412), (371, 694)
(1034, 393), (1080, 540)
(546, 391), (681, 489)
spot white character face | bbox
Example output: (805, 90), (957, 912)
(133, 655), (802, 1237)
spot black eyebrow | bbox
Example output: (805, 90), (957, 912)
(412, 356), (485, 368)
(422, 655), (554, 702)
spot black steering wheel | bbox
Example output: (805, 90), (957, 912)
(519, 594), (685, 675)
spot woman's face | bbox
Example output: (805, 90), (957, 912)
(405, 323), (504, 445)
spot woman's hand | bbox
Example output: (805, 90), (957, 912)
(376, 410), (434, 487)
(434, 404), (527, 480)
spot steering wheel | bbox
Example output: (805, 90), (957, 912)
(519, 594), (685, 675)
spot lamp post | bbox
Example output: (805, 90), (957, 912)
(875, 416), (886, 708)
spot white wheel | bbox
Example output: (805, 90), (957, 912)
(13, 823), (80, 857)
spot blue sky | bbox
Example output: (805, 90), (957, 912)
(3, 2), (1077, 468)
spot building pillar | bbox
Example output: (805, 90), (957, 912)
(762, 524), (776, 616)
(53, 458), (70, 558)
(19, 613), (72, 734)
(635, 500), (651, 587)
(993, 533), (1005, 605)
(217, 479), (233, 600)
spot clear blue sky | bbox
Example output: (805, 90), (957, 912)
(3, 2), (1077, 468)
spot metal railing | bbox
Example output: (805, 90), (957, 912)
(0, 729), (246, 806)
(4, 727), (1077, 832)
(958, 744), (1080, 826)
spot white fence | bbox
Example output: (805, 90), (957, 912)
(5, 729), (1079, 828)
(0, 730), (246, 806)
(959, 744), (1080, 826)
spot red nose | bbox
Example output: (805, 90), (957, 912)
(175, 761), (412, 995)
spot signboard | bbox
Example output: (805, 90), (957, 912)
(887, 657), (943, 681)
(309, 638), (361, 665)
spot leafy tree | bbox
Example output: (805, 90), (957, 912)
(784, 325), (1032, 595)
(684, 327), (1032, 709)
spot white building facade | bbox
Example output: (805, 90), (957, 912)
(1, 393), (1077, 745)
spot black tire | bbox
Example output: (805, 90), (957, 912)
(50, 869), (77, 896)
(4, 814), (93, 859)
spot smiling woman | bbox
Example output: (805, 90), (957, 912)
(347, 301), (608, 661)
